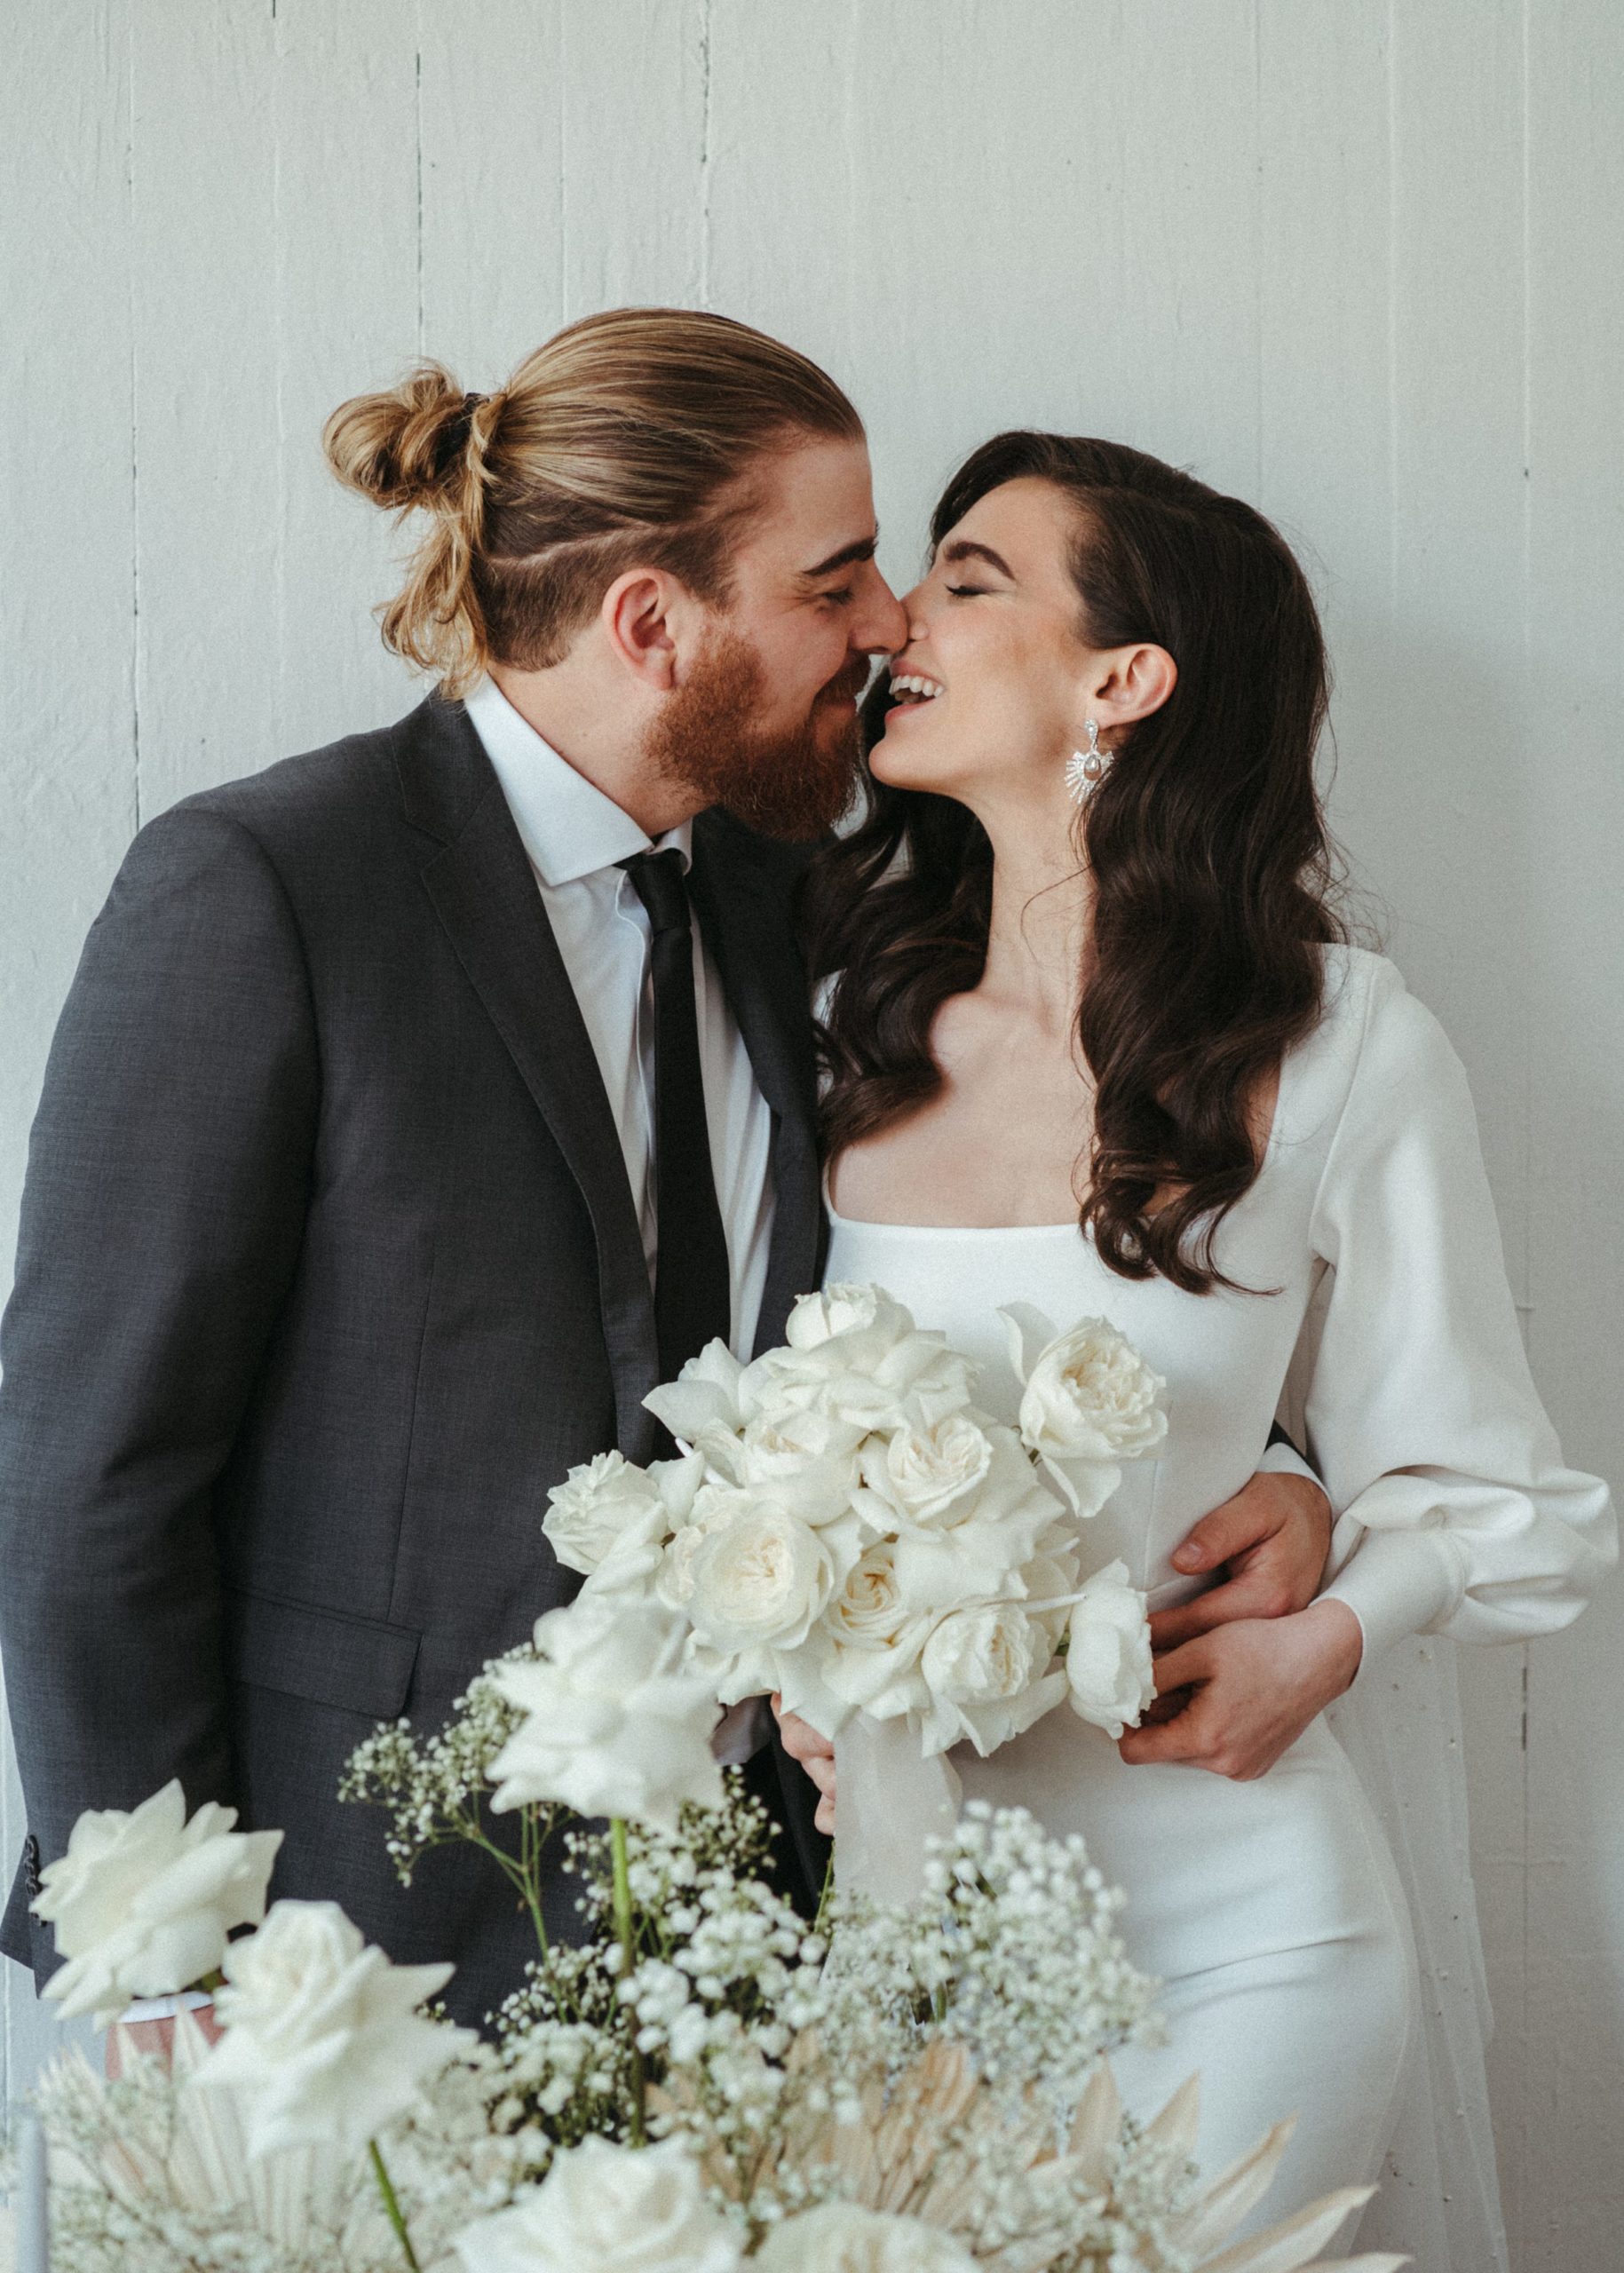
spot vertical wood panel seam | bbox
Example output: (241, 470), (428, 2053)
(1384, 0), (1398, 616)
(1515, 2), (1534, 2249)
(415, 32), (425, 357)
(1251, 0), (1263, 500)
(558, 5), (569, 325)
(700, 0), (713, 307)
(126, 0), (143, 831)
(271, 0), (287, 758)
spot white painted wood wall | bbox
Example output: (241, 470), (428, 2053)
(1, 4), (1619, 2262)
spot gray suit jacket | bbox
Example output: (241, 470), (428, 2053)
(0, 693), (829, 2025)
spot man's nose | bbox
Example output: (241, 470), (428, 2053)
(853, 570), (908, 656)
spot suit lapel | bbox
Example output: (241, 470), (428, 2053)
(397, 697), (661, 1461)
(688, 815), (828, 1353)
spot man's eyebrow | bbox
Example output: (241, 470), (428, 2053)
(796, 532), (880, 585)
(941, 537), (1017, 578)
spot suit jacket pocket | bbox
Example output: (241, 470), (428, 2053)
(226, 1588), (421, 1720)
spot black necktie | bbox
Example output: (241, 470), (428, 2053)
(619, 849), (733, 1382)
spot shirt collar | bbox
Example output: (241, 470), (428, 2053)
(463, 675), (693, 888)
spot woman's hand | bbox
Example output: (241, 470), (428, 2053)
(772, 1692), (836, 1833)
(1117, 1598), (1364, 1780)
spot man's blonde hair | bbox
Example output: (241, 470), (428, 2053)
(323, 308), (865, 696)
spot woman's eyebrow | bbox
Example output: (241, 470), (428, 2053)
(941, 538), (1016, 578)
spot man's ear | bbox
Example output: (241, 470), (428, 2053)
(601, 569), (682, 692)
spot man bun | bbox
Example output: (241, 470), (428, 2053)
(322, 362), (498, 513)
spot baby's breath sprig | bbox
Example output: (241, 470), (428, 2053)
(340, 1646), (562, 1952)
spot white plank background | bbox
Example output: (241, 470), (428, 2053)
(1, 4), (1620, 2262)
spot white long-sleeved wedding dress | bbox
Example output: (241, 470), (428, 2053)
(824, 946), (1613, 2268)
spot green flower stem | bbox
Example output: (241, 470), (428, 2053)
(368, 2140), (420, 2271)
(609, 1818), (647, 2145)
(814, 1848), (836, 1935)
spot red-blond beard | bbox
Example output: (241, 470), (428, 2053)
(646, 625), (870, 841)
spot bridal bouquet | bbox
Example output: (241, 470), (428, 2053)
(544, 1283), (1167, 1757)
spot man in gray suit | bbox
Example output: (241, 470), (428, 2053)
(0, 310), (1330, 2031)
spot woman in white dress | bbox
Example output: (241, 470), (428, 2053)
(778, 433), (1614, 2263)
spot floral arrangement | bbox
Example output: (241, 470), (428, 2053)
(16, 1763), (1396, 2272)
(545, 1284), (1167, 1754)
(8, 1285), (1401, 2269)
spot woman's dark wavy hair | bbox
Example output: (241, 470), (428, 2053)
(802, 432), (1347, 1295)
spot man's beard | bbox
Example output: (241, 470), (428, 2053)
(646, 627), (869, 841)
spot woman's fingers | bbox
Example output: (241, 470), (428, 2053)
(772, 1691), (838, 1822)
(771, 1692), (834, 1763)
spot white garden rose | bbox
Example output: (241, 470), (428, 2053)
(860, 1407), (994, 1526)
(1066, 1559), (1156, 1738)
(453, 2135), (741, 2273)
(1002, 1304), (1167, 1515)
(642, 1335), (754, 1452)
(756, 2202), (977, 2271)
(921, 1603), (1040, 1707)
(33, 1781), (282, 2026)
(816, 1542), (938, 1716)
(771, 1284), (978, 1431)
(543, 1450), (666, 1576)
(196, 1898), (471, 2159)
(684, 1494), (843, 1660)
(885, 1432), (1068, 1611)
(731, 1403), (867, 1524)
(918, 1604), (1067, 1757)
(486, 1596), (724, 1830)
(784, 1281), (915, 1351)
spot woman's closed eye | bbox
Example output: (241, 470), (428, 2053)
(946, 582), (987, 598)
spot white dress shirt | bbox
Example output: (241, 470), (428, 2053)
(463, 676), (776, 1363)
(466, 678), (776, 1775)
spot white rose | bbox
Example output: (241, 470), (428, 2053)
(1001, 1305), (1166, 1516)
(453, 2136), (741, 2273)
(816, 1542), (938, 1716)
(885, 1430), (1069, 1612)
(33, 1781), (282, 2026)
(861, 1408), (994, 1526)
(918, 1604), (1066, 1758)
(784, 1281), (915, 1351)
(543, 1451), (666, 1576)
(756, 2202), (977, 2272)
(684, 1495), (842, 1659)
(732, 1404), (867, 1525)
(772, 1286), (978, 1433)
(922, 1604), (1039, 1706)
(643, 1339), (751, 1451)
(1066, 1560), (1155, 1738)
(195, 1899), (471, 2159)
(487, 1596), (725, 1831)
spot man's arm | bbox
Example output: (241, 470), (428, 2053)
(0, 806), (318, 1984)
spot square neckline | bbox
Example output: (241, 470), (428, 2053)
(820, 1038), (1295, 1237)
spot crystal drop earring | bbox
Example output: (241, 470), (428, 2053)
(1065, 718), (1109, 805)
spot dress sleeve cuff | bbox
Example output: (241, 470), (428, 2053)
(1320, 1527), (1465, 1684)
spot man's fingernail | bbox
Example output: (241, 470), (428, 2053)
(1173, 1545), (1206, 1571)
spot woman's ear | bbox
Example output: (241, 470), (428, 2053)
(1089, 641), (1177, 735)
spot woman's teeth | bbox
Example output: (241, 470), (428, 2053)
(888, 672), (945, 705)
